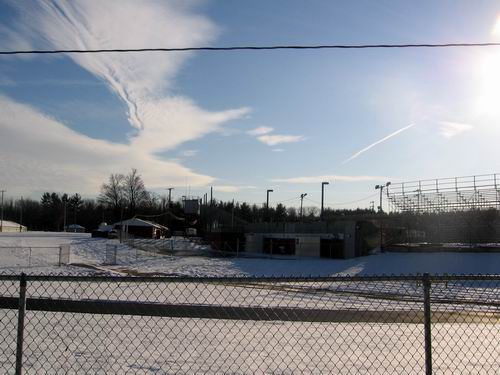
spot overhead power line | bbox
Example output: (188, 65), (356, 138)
(271, 196), (301, 205)
(304, 197), (321, 205)
(327, 192), (379, 207)
(1, 42), (500, 55)
(303, 192), (379, 207)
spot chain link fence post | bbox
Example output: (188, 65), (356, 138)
(422, 273), (432, 375)
(15, 273), (27, 375)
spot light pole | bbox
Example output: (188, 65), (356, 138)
(300, 193), (307, 219)
(375, 182), (390, 252)
(0, 190), (5, 233)
(266, 189), (273, 221)
(321, 182), (329, 221)
(165, 188), (174, 207)
(375, 182), (391, 213)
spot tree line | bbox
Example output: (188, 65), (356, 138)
(1, 168), (376, 232)
(2, 166), (499, 242)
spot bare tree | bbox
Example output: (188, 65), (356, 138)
(124, 168), (149, 215)
(304, 206), (320, 219)
(98, 173), (125, 213)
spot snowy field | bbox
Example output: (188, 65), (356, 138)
(0, 313), (496, 374)
(0, 275), (497, 374)
(1, 231), (500, 276)
(0, 232), (498, 373)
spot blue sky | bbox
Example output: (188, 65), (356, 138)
(1, 0), (500, 210)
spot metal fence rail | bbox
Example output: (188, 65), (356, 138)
(387, 173), (500, 212)
(0, 274), (498, 374)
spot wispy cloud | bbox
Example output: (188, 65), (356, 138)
(257, 134), (305, 146)
(181, 150), (198, 157)
(247, 126), (274, 136)
(342, 124), (414, 164)
(0, 1), (251, 194)
(0, 96), (214, 195)
(212, 185), (257, 193)
(438, 121), (473, 138)
(272, 175), (389, 184)
(247, 126), (304, 147)
(272, 148), (285, 152)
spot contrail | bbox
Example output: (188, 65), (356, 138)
(342, 124), (414, 164)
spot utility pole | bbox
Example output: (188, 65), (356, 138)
(231, 199), (235, 228)
(63, 200), (67, 232)
(119, 204), (124, 243)
(0, 190), (5, 233)
(19, 197), (23, 232)
(266, 189), (273, 222)
(321, 182), (329, 221)
(300, 193), (307, 219)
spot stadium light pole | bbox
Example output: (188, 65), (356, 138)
(0, 190), (5, 232)
(266, 189), (273, 221)
(321, 182), (329, 221)
(375, 182), (391, 213)
(300, 193), (307, 219)
(375, 182), (390, 252)
(165, 188), (174, 208)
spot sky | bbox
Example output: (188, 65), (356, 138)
(1, 0), (500, 210)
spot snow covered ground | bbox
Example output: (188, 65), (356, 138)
(0, 315), (495, 374)
(1, 232), (500, 276)
(0, 232), (498, 373)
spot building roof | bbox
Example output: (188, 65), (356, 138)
(114, 218), (168, 230)
(0, 220), (26, 228)
(65, 224), (86, 229)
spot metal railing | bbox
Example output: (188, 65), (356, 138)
(387, 173), (500, 212)
(0, 274), (498, 374)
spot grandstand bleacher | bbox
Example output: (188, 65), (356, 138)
(387, 174), (500, 212)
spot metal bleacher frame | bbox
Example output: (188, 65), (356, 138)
(387, 173), (500, 213)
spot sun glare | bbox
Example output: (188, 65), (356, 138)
(492, 14), (500, 38)
(474, 16), (500, 116)
(475, 52), (500, 116)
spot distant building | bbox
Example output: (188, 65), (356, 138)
(0, 220), (27, 233)
(113, 218), (169, 239)
(242, 221), (377, 259)
(64, 224), (86, 233)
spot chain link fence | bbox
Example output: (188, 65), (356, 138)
(124, 237), (210, 256)
(0, 246), (70, 269)
(0, 274), (498, 374)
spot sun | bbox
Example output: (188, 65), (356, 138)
(475, 52), (500, 115)
(492, 14), (500, 38)
(474, 15), (500, 116)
